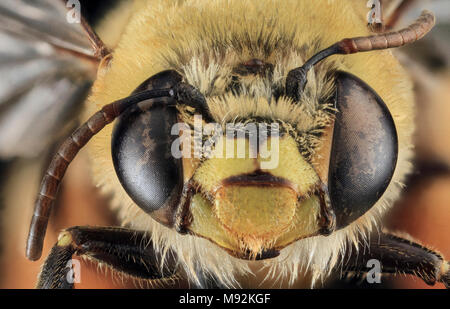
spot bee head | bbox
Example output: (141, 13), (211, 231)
(109, 10), (436, 259)
(110, 65), (398, 260)
(27, 10), (433, 262)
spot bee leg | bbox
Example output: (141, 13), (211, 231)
(341, 232), (450, 288)
(36, 226), (177, 289)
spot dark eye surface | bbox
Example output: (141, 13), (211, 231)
(111, 71), (184, 227)
(329, 71), (398, 229)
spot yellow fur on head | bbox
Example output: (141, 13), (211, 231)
(85, 0), (414, 287)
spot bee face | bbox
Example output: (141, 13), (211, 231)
(109, 66), (399, 260)
(110, 68), (327, 259)
(84, 0), (415, 285)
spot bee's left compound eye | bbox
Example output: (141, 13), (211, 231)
(111, 71), (184, 227)
(328, 72), (398, 229)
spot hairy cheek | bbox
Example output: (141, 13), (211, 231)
(387, 175), (450, 289)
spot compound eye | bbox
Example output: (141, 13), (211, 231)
(328, 72), (398, 229)
(112, 71), (184, 227)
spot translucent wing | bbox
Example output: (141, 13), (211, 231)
(0, 0), (99, 158)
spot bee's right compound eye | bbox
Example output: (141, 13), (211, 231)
(111, 71), (184, 227)
(328, 72), (398, 229)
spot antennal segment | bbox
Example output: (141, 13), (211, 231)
(286, 10), (435, 101)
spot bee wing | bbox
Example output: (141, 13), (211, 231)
(0, 0), (99, 158)
(0, 0), (95, 58)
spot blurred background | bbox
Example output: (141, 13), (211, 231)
(0, 0), (448, 289)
